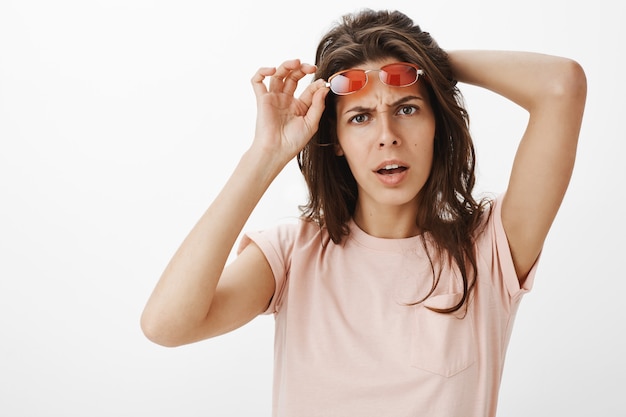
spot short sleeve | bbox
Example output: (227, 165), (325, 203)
(476, 194), (538, 302)
(237, 223), (298, 315)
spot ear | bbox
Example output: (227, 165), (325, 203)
(334, 143), (344, 156)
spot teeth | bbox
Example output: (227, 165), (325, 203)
(383, 164), (400, 170)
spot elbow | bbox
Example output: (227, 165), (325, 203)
(527, 58), (587, 119)
(140, 310), (186, 348)
(550, 58), (587, 104)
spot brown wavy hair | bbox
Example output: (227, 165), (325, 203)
(297, 9), (490, 313)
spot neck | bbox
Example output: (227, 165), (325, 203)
(353, 203), (421, 239)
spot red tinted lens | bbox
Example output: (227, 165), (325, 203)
(379, 63), (418, 87)
(328, 70), (367, 95)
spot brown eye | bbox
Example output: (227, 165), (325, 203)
(349, 114), (370, 124)
(396, 105), (418, 116)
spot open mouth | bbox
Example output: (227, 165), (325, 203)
(376, 164), (408, 175)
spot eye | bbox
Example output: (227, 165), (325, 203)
(397, 105), (418, 116)
(349, 113), (371, 124)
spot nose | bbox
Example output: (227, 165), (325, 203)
(378, 114), (400, 148)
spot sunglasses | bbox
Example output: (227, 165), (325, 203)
(325, 62), (424, 96)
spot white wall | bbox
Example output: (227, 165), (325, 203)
(1, 0), (623, 415)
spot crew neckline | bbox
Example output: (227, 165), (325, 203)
(347, 218), (425, 252)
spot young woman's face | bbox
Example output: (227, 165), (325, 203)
(334, 59), (436, 218)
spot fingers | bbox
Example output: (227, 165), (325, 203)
(298, 78), (329, 108)
(250, 59), (319, 98)
(302, 79), (330, 130)
(274, 60), (315, 96)
(251, 66), (276, 97)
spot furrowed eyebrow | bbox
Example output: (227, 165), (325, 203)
(391, 95), (424, 106)
(342, 95), (425, 115)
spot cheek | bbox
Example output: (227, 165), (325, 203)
(408, 125), (435, 152)
(335, 132), (362, 160)
(415, 137), (435, 154)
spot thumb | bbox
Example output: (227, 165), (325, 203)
(303, 87), (329, 134)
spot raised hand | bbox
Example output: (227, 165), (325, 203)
(250, 59), (329, 167)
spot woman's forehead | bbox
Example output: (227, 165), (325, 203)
(335, 81), (429, 114)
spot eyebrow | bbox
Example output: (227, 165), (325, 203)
(342, 95), (425, 115)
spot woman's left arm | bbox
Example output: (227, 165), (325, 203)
(449, 50), (587, 282)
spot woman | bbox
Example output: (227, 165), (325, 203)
(141, 9), (586, 417)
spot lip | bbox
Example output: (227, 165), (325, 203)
(373, 159), (410, 172)
(373, 159), (410, 186)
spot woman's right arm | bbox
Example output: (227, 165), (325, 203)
(140, 60), (329, 347)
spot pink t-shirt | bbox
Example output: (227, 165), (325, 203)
(239, 197), (535, 417)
